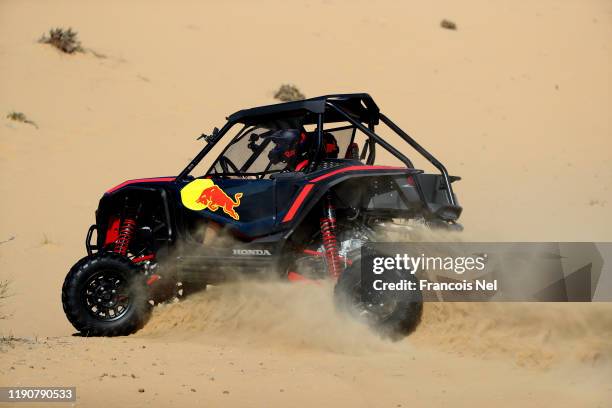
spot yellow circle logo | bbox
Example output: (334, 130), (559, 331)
(180, 179), (215, 211)
(180, 179), (243, 220)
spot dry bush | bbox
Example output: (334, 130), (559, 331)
(39, 28), (84, 54)
(41, 233), (53, 246)
(440, 19), (457, 30)
(6, 111), (37, 128)
(274, 84), (305, 102)
(0, 335), (33, 351)
(0, 280), (10, 320)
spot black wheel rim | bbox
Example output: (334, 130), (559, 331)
(83, 270), (131, 321)
(350, 282), (398, 323)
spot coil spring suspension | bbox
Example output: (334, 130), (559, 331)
(320, 195), (342, 279)
(114, 205), (139, 257)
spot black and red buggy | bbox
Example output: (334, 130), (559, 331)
(62, 94), (462, 339)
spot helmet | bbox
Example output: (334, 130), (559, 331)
(267, 129), (305, 165)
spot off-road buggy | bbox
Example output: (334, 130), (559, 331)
(62, 94), (462, 338)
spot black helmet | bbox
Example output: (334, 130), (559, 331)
(267, 129), (303, 165)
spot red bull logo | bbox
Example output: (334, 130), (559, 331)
(180, 179), (243, 220)
(196, 185), (242, 220)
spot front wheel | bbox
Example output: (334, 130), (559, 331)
(62, 253), (152, 336)
(334, 259), (423, 340)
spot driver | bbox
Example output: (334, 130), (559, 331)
(267, 129), (340, 172)
(267, 129), (310, 171)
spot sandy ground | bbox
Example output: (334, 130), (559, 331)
(0, 0), (611, 406)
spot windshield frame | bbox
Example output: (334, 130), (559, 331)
(206, 125), (284, 178)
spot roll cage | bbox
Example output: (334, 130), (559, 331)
(178, 94), (457, 206)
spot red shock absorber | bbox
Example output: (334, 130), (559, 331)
(320, 195), (342, 279)
(113, 208), (138, 256)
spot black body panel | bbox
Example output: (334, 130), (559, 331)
(86, 93), (462, 282)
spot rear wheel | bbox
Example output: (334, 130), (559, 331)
(334, 258), (423, 340)
(62, 253), (152, 336)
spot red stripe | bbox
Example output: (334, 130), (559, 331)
(282, 183), (314, 222)
(107, 177), (175, 193)
(310, 165), (404, 183)
(295, 160), (309, 171)
(281, 165), (406, 223)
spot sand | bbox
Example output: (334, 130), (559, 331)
(1, 0), (611, 406)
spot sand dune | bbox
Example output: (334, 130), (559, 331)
(1, 0), (611, 406)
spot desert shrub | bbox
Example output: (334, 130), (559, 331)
(440, 19), (457, 30)
(0, 280), (9, 320)
(6, 111), (37, 128)
(41, 234), (53, 245)
(274, 84), (305, 102)
(39, 28), (83, 54)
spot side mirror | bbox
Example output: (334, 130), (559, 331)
(197, 127), (220, 143)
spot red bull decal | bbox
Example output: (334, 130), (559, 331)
(180, 179), (243, 220)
